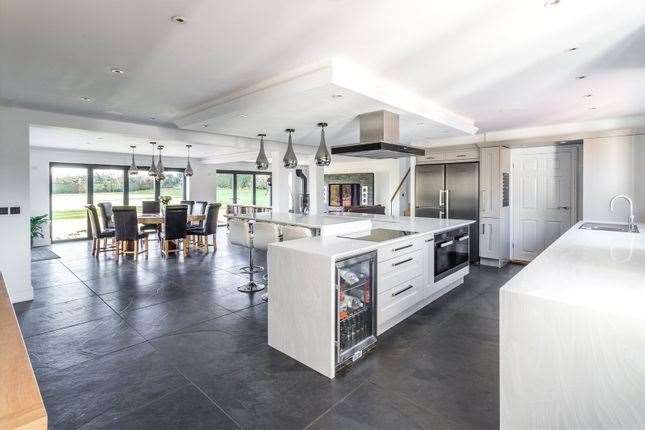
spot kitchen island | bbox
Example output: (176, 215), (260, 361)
(500, 221), (645, 429)
(266, 213), (475, 379)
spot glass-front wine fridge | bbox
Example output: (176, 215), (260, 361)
(335, 251), (377, 370)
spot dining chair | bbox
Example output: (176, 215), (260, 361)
(86, 204), (115, 257)
(192, 201), (208, 227)
(160, 205), (189, 257)
(228, 218), (265, 293)
(97, 202), (115, 230)
(112, 206), (149, 260)
(179, 200), (195, 215)
(140, 200), (161, 239)
(141, 200), (160, 213)
(187, 203), (221, 253)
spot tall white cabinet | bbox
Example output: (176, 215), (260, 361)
(479, 146), (510, 267)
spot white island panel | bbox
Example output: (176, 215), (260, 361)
(500, 222), (645, 429)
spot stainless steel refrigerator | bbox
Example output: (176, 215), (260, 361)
(415, 162), (479, 261)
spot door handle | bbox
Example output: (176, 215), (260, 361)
(438, 189), (445, 207)
(392, 257), (413, 267)
(392, 284), (414, 297)
(439, 240), (454, 248)
(481, 224), (485, 235)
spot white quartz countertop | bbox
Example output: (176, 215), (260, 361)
(270, 215), (474, 259)
(501, 221), (645, 319)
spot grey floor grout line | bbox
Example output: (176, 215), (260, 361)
(171, 365), (243, 429)
(303, 381), (368, 430)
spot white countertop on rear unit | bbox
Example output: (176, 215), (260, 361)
(270, 215), (474, 259)
(501, 221), (645, 318)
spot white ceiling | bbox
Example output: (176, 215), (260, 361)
(2, 0), (645, 146)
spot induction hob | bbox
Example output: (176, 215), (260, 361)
(338, 228), (418, 242)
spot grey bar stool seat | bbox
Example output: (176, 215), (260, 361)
(228, 218), (265, 293)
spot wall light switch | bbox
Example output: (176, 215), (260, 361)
(10, 206), (20, 215)
(0, 207), (8, 215)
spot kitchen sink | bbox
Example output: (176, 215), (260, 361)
(579, 222), (639, 233)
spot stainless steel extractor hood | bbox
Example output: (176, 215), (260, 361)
(331, 110), (425, 159)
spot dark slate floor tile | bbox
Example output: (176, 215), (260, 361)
(16, 296), (117, 338)
(38, 343), (187, 429)
(81, 384), (239, 429)
(99, 283), (194, 313)
(164, 268), (249, 295)
(31, 269), (80, 289)
(182, 347), (358, 430)
(83, 270), (164, 295)
(310, 381), (465, 430)
(457, 287), (500, 320)
(22, 281), (95, 310)
(26, 315), (146, 376)
(122, 295), (231, 339)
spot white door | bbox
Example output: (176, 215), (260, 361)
(512, 147), (576, 262)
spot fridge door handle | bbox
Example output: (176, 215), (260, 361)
(439, 211), (445, 219)
(445, 189), (450, 219)
(438, 189), (444, 207)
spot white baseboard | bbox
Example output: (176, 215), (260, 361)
(480, 257), (508, 268)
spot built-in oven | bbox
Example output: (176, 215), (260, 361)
(434, 226), (470, 282)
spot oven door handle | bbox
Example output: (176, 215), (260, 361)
(437, 240), (454, 248)
(457, 235), (469, 242)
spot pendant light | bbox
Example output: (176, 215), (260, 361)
(184, 144), (194, 177)
(156, 145), (165, 181)
(255, 133), (269, 170)
(128, 145), (138, 175)
(314, 122), (331, 167)
(148, 142), (157, 177)
(283, 128), (298, 169)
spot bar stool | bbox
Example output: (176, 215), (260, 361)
(281, 225), (314, 241)
(252, 222), (281, 301)
(235, 220), (264, 275)
(228, 218), (265, 293)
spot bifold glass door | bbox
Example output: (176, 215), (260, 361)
(51, 166), (89, 241)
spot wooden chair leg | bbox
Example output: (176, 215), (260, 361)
(183, 239), (189, 257)
(134, 240), (139, 260)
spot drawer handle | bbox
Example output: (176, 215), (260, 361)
(439, 240), (454, 248)
(456, 154), (466, 158)
(457, 235), (469, 242)
(425, 238), (434, 242)
(393, 244), (413, 252)
(392, 284), (414, 297)
(392, 257), (413, 267)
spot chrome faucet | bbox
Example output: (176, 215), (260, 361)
(609, 194), (637, 232)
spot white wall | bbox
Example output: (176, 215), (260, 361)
(0, 107), (31, 302)
(582, 135), (645, 222)
(30, 147), (218, 246)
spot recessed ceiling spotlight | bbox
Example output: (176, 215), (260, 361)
(149, 117), (156, 120)
(80, 96), (92, 102)
(240, 114), (248, 118)
(590, 106), (597, 110)
(96, 137), (104, 140)
(583, 93), (593, 98)
(417, 122), (425, 126)
(110, 68), (125, 75)
(576, 75), (587, 80)
(85, 142), (91, 145)
(567, 47), (578, 52)
(544, 0), (560, 7)
(202, 124), (208, 128)
(331, 94), (343, 99)
(170, 15), (187, 24)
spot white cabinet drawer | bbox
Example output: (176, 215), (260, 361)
(377, 237), (424, 262)
(377, 249), (423, 294)
(444, 148), (479, 161)
(378, 275), (424, 325)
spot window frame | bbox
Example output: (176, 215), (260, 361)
(49, 162), (187, 243)
(215, 170), (272, 206)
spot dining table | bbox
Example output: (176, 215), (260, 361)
(138, 213), (206, 225)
